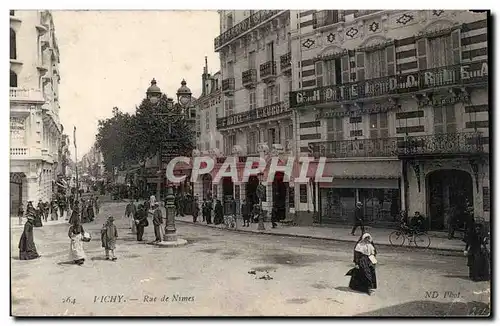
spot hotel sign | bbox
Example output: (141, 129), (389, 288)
(290, 62), (488, 108)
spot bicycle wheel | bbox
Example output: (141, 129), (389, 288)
(414, 233), (431, 248)
(389, 230), (405, 246)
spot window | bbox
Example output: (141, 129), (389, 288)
(428, 35), (452, 68)
(225, 134), (236, 155)
(265, 85), (280, 106)
(215, 106), (220, 119)
(10, 70), (17, 87)
(268, 128), (277, 146)
(205, 142), (209, 151)
(205, 112), (210, 131)
(248, 51), (256, 70)
(299, 184), (308, 203)
(247, 131), (258, 154)
(10, 10), (14, 16)
(215, 140), (220, 150)
(227, 61), (234, 78)
(10, 28), (16, 60)
(322, 59), (341, 85)
(366, 49), (387, 79)
(226, 14), (233, 29)
(224, 99), (234, 116)
(313, 10), (341, 28)
(266, 41), (275, 61)
(369, 113), (389, 139)
(315, 61), (323, 87)
(249, 89), (256, 110)
(327, 117), (344, 141)
(433, 106), (456, 134)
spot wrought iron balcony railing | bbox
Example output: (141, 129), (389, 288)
(280, 52), (292, 72)
(310, 132), (484, 159)
(242, 69), (257, 87)
(214, 10), (282, 50)
(310, 137), (399, 158)
(222, 78), (235, 92)
(290, 61), (488, 108)
(260, 60), (277, 80)
(216, 101), (289, 129)
(398, 132), (484, 157)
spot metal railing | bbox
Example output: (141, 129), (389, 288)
(280, 52), (292, 71)
(398, 132), (484, 156)
(214, 10), (282, 50)
(216, 101), (289, 129)
(260, 61), (277, 79)
(313, 10), (345, 29)
(290, 61), (488, 108)
(242, 69), (257, 86)
(222, 78), (235, 92)
(310, 137), (400, 158)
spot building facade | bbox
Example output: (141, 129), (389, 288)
(289, 10), (489, 229)
(10, 10), (63, 215)
(211, 10), (298, 217)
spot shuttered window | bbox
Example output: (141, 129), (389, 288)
(341, 55), (350, 83)
(416, 38), (427, 70)
(263, 87), (269, 107)
(356, 52), (365, 81)
(450, 29), (461, 65)
(434, 106), (456, 134)
(429, 35), (452, 68)
(365, 49), (386, 79)
(324, 60), (335, 85)
(386, 45), (396, 76)
(315, 61), (323, 87)
(327, 117), (344, 140)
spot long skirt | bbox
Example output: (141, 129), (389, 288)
(468, 249), (490, 281)
(130, 216), (137, 233)
(347, 257), (377, 294)
(69, 234), (86, 261)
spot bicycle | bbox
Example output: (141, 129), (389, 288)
(389, 226), (431, 248)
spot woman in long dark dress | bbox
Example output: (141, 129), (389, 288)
(18, 215), (40, 260)
(69, 200), (80, 225)
(465, 223), (490, 281)
(346, 233), (378, 295)
(32, 203), (43, 227)
(87, 200), (95, 222)
(81, 200), (89, 223)
(214, 200), (223, 225)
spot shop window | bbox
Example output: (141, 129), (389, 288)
(320, 188), (355, 222)
(299, 184), (308, 203)
(359, 188), (400, 223)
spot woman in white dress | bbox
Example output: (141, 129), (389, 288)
(68, 222), (86, 265)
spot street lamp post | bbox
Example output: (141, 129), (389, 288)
(257, 172), (266, 230)
(147, 79), (194, 246)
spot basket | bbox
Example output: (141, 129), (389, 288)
(82, 232), (92, 242)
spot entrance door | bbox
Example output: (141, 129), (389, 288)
(427, 169), (473, 230)
(272, 172), (288, 221)
(10, 173), (24, 216)
(246, 176), (259, 210)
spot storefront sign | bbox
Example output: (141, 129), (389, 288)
(317, 103), (397, 119)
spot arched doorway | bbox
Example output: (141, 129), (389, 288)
(10, 28), (16, 60)
(202, 173), (213, 200)
(272, 172), (288, 221)
(426, 169), (474, 230)
(246, 175), (259, 211)
(10, 172), (25, 216)
(222, 177), (234, 215)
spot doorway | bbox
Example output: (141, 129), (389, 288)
(426, 169), (473, 230)
(272, 172), (288, 221)
(222, 177), (234, 215)
(246, 176), (259, 211)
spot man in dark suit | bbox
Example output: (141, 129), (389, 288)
(351, 201), (365, 236)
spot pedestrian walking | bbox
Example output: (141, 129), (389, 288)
(43, 201), (50, 222)
(68, 221), (86, 265)
(87, 200), (95, 222)
(271, 207), (278, 228)
(214, 200), (223, 225)
(465, 223), (490, 281)
(152, 203), (163, 243)
(125, 200), (137, 233)
(33, 201), (43, 227)
(203, 199), (213, 224)
(135, 204), (149, 242)
(101, 216), (118, 261)
(69, 199), (80, 225)
(241, 199), (250, 227)
(351, 202), (365, 236)
(346, 233), (378, 295)
(192, 197), (200, 223)
(50, 200), (58, 220)
(81, 199), (89, 223)
(18, 214), (40, 260)
(94, 196), (100, 215)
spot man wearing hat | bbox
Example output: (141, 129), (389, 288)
(351, 201), (365, 236)
(152, 203), (163, 243)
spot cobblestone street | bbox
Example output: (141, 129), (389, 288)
(10, 202), (490, 316)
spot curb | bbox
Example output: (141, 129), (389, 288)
(175, 219), (463, 254)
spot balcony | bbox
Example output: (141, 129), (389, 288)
(260, 61), (277, 82)
(10, 147), (30, 158)
(310, 137), (399, 158)
(353, 10), (383, 18)
(397, 132), (484, 159)
(216, 101), (290, 129)
(289, 61), (489, 108)
(10, 88), (45, 103)
(280, 52), (292, 75)
(222, 78), (235, 95)
(214, 10), (283, 51)
(242, 69), (257, 88)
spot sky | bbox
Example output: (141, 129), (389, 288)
(52, 10), (220, 160)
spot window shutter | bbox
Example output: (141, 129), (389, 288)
(450, 29), (461, 65)
(445, 105), (457, 133)
(341, 55), (350, 83)
(327, 118), (334, 131)
(416, 38), (427, 70)
(315, 61), (323, 87)
(433, 107), (444, 134)
(386, 45), (396, 76)
(335, 117), (344, 140)
(356, 52), (365, 81)
(275, 84), (280, 103)
(264, 87), (269, 106)
(246, 133), (251, 154)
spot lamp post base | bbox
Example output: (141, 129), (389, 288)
(156, 238), (188, 247)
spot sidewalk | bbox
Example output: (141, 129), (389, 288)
(174, 215), (466, 252)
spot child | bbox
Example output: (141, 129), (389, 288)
(101, 216), (118, 261)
